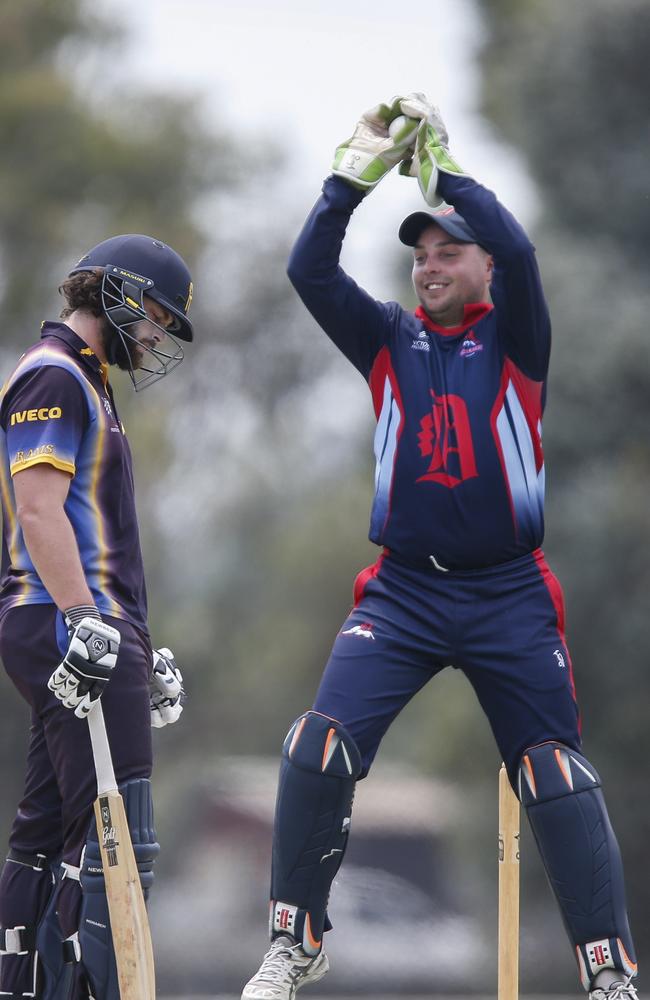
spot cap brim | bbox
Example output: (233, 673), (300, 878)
(398, 211), (478, 247)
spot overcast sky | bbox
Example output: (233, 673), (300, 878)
(98, 0), (537, 292)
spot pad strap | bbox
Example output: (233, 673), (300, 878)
(0, 925), (36, 955)
(6, 849), (49, 872)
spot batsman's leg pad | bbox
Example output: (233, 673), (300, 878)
(78, 778), (159, 1000)
(37, 868), (84, 1000)
(0, 850), (66, 999)
(270, 711), (362, 956)
(519, 742), (636, 988)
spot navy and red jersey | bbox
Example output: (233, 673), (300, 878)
(287, 173), (552, 570)
(0, 322), (148, 630)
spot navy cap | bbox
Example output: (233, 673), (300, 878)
(399, 207), (479, 247)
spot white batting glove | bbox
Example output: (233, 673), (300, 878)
(398, 93), (468, 206)
(150, 647), (184, 728)
(332, 95), (420, 191)
(48, 617), (120, 719)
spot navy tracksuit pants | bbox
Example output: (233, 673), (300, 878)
(313, 547), (581, 781)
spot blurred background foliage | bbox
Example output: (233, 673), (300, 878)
(0, 0), (648, 994)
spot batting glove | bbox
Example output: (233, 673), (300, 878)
(332, 95), (420, 191)
(398, 93), (468, 206)
(150, 647), (184, 728)
(48, 614), (120, 719)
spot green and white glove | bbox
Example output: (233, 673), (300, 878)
(398, 93), (468, 206)
(332, 96), (420, 192)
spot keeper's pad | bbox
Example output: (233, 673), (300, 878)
(78, 778), (159, 999)
(519, 743), (637, 988)
(270, 712), (362, 956)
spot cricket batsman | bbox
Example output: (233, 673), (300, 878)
(241, 94), (639, 1000)
(0, 235), (191, 998)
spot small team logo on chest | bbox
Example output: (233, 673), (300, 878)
(411, 330), (430, 352)
(459, 331), (483, 358)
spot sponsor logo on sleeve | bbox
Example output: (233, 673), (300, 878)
(10, 407), (62, 425)
(13, 445), (55, 464)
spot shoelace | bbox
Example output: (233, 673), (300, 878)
(593, 977), (639, 1000)
(253, 939), (311, 986)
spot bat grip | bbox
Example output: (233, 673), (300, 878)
(87, 702), (118, 794)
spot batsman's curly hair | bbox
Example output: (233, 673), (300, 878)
(59, 269), (104, 320)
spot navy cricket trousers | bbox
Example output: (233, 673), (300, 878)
(312, 547), (582, 783)
(0, 603), (152, 938)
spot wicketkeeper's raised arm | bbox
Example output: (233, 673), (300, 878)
(402, 94), (551, 380)
(287, 96), (419, 377)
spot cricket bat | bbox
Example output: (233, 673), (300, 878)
(88, 702), (156, 1000)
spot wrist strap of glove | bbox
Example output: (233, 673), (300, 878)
(63, 604), (102, 629)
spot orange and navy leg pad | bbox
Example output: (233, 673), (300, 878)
(270, 711), (362, 956)
(519, 742), (636, 988)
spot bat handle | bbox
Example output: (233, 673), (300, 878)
(87, 702), (118, 795)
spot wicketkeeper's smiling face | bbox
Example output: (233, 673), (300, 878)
(412, 224), (493, 327)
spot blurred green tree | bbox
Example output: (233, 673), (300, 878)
(0, 0), (231, 344)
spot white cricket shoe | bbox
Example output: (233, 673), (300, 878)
(589, 976), (640, 1000)
(241, 935), (329, 1000)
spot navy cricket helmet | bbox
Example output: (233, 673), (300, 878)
(71, 234), (194, 341)
(70, 234), (194, 390)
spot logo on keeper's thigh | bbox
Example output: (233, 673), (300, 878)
(341, 622), (376, 640)
(553, 648), (566, 668)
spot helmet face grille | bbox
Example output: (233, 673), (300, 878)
(100, 270), (185, 391)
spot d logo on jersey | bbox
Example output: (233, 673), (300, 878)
(417, 391), (478, 488)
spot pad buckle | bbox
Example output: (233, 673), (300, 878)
(7, 849), (48, 872)
(0, 925), (29, 955)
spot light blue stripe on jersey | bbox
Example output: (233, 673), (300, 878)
(496, 382), (544, 536)
(371, 376), (402, 538)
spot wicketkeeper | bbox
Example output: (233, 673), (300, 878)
(0, 236), (191, 998)
(241, 94), (639, 1000)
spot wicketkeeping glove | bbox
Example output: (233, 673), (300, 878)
(48, 616), (120, 719)
(398, 93), (468, 206)
(332, 95), (420, 191)
(150, 647), (184, 728)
